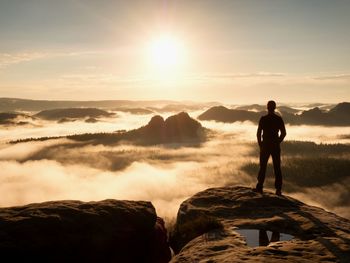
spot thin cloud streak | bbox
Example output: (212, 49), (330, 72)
(0, 50), (104, 69)
(203, 72), (287, 79)
(313, 74), (350, 81)
(0, 52), (47, 69)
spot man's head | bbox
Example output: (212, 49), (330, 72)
(267, 100), (276, 113)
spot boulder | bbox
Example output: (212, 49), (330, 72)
(0, 199), (171, 262)
(170, 186), (350, 262)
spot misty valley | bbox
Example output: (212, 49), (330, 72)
(0, 99), (350, 222)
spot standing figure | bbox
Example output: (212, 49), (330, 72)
(254, 100), (286, 195)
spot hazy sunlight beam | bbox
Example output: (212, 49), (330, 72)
(147, 34), (186, 72)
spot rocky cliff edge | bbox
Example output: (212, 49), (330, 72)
(170, 186), (350, 263)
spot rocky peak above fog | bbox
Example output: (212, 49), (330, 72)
(11, 111), (206, 146)
(140, 112), (203, 140)
(330, 102), (350, 113)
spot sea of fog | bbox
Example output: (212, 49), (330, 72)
(1, 110), (350, 222)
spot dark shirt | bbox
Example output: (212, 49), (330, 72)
(258, 113), (286, 144)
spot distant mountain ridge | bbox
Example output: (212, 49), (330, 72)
(0, 98), (175, 111)
(234, 104), (299, 114)
(69, 112), (205, 145)
(199, 106), (261, 123)
(199, 102), (350, 126)
(0, 112), (34, 125)
(12, 112), (206, 145)
(0, 98), (220, 111)
(34, 108), (114, 120)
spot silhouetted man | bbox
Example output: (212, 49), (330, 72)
(254, 100), (286, 195)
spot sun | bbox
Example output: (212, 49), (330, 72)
(147, 34), (186, 70)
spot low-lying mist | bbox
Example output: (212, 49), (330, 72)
(0, 111), (349, 221)
(0, 132), (254, 219)
(0, 111), (156, 143)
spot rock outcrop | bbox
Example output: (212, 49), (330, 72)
(0, 199), (171, 263)
(130, 112), (204, 144)
(170, 186), (350, 262)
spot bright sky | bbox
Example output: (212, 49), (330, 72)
(0, 0), (349, 103)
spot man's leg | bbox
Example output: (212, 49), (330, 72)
(256, 146), (270, 192)
(270, 231), (280, 242)
(271, 147), (282, 194)
(259, 230), (269, 246)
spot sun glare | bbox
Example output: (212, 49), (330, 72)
(147, 34), (186, 70)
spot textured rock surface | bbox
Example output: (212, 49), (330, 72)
(0, 199), (170, 262)
(170, 186), (350, 262)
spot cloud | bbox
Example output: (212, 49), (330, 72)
(187, 72), (287, 83)
(57, 73), (148, 87)
(0, 111), (153, 143)
(0, 119), (256, 219)
(0, 139), (68, 161)
(289, 180), (350, 219)
(0, 159), (201, 217)
(0, 50), (102, 70)
(0, 52), (48, 69)
(313, 74), (350, 81)
(0, 155), (252, 219)
(0, 113), (349, 222)
(205, 72), (286, 79)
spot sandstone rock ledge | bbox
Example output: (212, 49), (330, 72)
(170, 186), (350, 263)
(0, 199), (170, 262)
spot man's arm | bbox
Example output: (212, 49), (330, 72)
(257, 118), (263, 147)
(279, 118), (286, 143)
